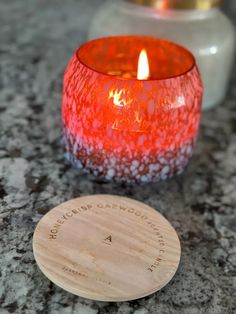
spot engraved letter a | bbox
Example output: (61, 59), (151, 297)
(104, 235), (112, 243)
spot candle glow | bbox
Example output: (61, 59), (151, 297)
(109, 89), (131, 107)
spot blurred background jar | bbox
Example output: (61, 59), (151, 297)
(88, 0), (235, 110)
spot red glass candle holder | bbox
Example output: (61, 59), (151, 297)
(62, 36), (203, 183)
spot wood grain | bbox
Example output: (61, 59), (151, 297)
(33, 195), (181, 301)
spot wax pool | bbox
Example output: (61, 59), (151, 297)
(62, 36), (203, 183)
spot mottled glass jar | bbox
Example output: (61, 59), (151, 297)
(62, 36), (203, 183)
(88, 0), (235, 110)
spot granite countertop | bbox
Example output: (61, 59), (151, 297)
(0, 0), (236, 313)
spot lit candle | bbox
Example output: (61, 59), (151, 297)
(62, 36), (203, 183)
(137, 49), (149, 80)
(107, 49), (150, 79)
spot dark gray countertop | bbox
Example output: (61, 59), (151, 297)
(0, 0), (236, 313)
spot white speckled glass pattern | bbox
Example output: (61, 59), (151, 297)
(62, 36), (203, 183)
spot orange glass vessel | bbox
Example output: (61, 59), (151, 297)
(62, 36), (203, 183)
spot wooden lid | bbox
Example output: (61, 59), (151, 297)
(33, 195), (181, 301)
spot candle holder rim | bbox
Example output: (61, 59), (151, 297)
(76, 35), (197, 82)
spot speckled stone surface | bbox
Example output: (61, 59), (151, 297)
(0, 1), (236, 313)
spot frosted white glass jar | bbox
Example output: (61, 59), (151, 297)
(88, 0), (235, 110)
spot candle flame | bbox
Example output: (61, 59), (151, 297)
(137, 49), (150, 80)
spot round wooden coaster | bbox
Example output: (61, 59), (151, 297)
(33, 195), (181, 302)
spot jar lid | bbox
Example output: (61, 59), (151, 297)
(126, 0), (222, 10)
(33, 195), (181, 301)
